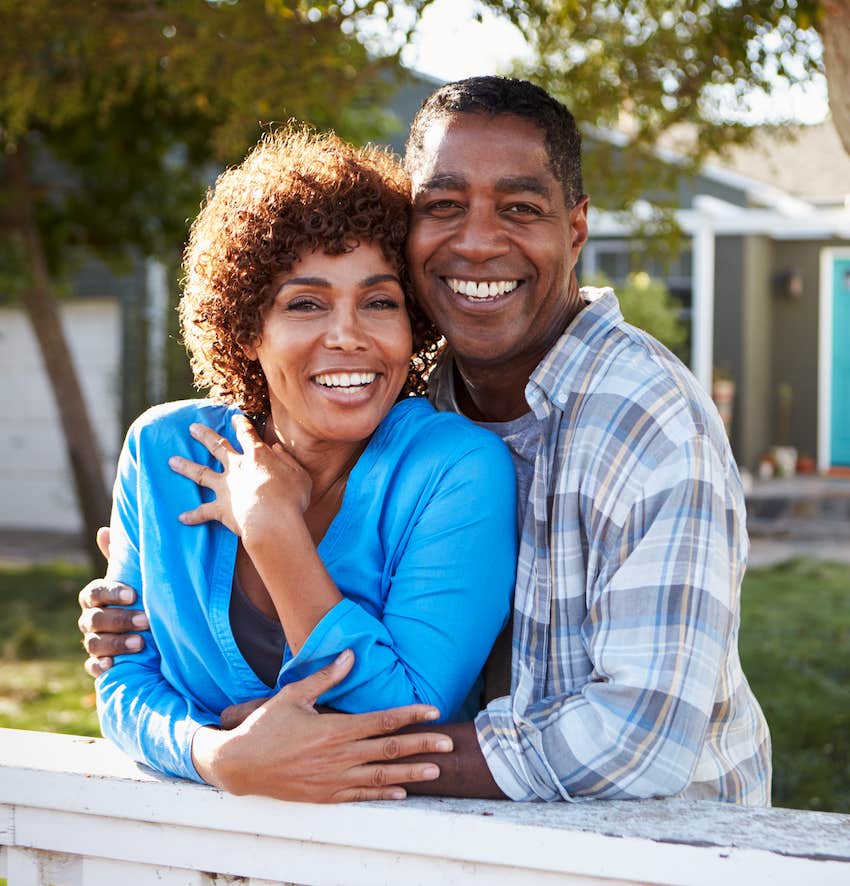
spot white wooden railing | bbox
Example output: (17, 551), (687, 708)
(1, 728), (849, 886)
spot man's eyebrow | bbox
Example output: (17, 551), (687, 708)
(495, 176), (551, 198)
(417, 173), (468, 192)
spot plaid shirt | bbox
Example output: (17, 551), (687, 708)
(430, 288), (771, 804)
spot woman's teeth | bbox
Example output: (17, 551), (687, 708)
(313, 372), (377, 390)
(446, 278), (519, 300)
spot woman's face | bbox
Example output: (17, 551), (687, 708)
(243, 242), (413, 452)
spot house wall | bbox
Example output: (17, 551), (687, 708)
(770, 240), (827, 461)
(0, 299), (121, 532)
(713, 236), (745, 457)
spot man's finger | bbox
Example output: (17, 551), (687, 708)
(220, 698), (267, 730)
(84, 655), (113, 678)
(78, 579), (137, 609)
(96, 526), (111, 562)
(79, 606), (149, 635)
(83, 631), (145, 657)
(178, 502), (221, 526)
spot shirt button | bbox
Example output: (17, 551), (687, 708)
(557, 392), (567, 404)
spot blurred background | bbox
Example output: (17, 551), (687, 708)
(1, 0), (848, 813)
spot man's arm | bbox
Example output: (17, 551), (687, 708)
(79, 576), (148, 676)
(399, 720), (505, 799)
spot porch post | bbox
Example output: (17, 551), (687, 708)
(691, 217), (715, 392)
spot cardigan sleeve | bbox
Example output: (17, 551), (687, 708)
(96, 422), (219, 783)
(278, 432), (518, 721)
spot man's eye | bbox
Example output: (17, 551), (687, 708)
(505, 203), (541, 216)
(425, 199), (462, 214)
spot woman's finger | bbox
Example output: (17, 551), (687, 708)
(169, 455), (220, 489)
(189, 422), (237, 462)
(178, 502), (222, 526)
(232, 414), (263, 452)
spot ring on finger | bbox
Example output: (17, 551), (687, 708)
(214, 437), (228, 452)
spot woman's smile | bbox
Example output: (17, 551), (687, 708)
(243, 243), (413, 454)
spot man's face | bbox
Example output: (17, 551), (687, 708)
(407, 113), (588, 375)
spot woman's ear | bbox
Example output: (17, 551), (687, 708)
(240, 339), (259, 361)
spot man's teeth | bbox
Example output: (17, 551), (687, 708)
(313, 372), (377, 389)
(446, 279), (519, 299)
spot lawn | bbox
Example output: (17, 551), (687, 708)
(1, 557), (848, 813)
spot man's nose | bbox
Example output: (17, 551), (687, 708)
(324, 308), (369, 350)
(448, 206), (510, 262)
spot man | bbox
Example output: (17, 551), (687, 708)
(79, 76), (771, 804)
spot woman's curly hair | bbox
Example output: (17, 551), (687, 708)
(180, 125), (441, 415)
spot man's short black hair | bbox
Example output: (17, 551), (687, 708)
(405, 76), (584, 207)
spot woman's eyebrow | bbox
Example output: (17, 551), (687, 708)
(359, 274), (401, 288)
(279, 276), (330, 289)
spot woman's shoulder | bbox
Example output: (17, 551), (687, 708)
(377, 397), (513, 466)
(126, 399), (240, 447)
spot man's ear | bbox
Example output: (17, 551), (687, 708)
(570, 196), (589, 252)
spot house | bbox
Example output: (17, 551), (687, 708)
(583, 121), (850, 472)
(3, 77), (848, 534)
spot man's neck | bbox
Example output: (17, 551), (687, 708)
(452, 360), (534, 423)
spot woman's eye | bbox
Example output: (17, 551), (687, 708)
(285, 298), (322, 312)
(367, 296), (402, 310)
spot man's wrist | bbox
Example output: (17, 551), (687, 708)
(191, 725), (232, 789)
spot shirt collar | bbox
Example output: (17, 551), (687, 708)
(430, 286), (623, 420)
(525, 286), (622, 419)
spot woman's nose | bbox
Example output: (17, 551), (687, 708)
(323, 308), (369, 350)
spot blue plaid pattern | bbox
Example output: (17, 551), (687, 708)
(430, 288), (771, 804)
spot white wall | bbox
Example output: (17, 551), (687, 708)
(0, 299), (121, 532)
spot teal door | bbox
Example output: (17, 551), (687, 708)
(832, 258), (850, 466)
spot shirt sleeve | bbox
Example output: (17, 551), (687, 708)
(278, 437), (518, 722)
(476, 433), (743, 800)
(96, 424), (219, 783)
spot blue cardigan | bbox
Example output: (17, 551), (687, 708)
(97, 397), (517, 782)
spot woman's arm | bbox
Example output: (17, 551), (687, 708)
(171, 414), (518, 722)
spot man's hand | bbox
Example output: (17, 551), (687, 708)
(78, 578), (149, 676)
(193, 650), (453, 802)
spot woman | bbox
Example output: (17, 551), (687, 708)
(96, 127), (517, 787)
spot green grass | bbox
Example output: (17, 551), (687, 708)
(1, 558), (848, 812)
(0, 562), (100, 736)
(739, 557), (850, 813)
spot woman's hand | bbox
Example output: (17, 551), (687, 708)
(168, 415), (311, 539)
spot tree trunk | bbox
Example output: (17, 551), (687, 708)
(820, 0), (850, 156)
(5, 145), (111, 571)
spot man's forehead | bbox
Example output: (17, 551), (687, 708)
(411, 112), (552, 187)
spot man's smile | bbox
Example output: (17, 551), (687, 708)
(443, 277), (523, 301)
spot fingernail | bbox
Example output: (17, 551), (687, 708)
(168, 456), (179, 469)
(388, 789), (406, 800)
(126, 636), (143, 651)
(131, 613), (149, 628)
(189, 423), (200, 436)
(117, 588), (135, 604)
(423, 765), (440, 779)
(424, 708), (440, 721)
(436, 739), (452, 752)
(336, 649), (353, 665)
